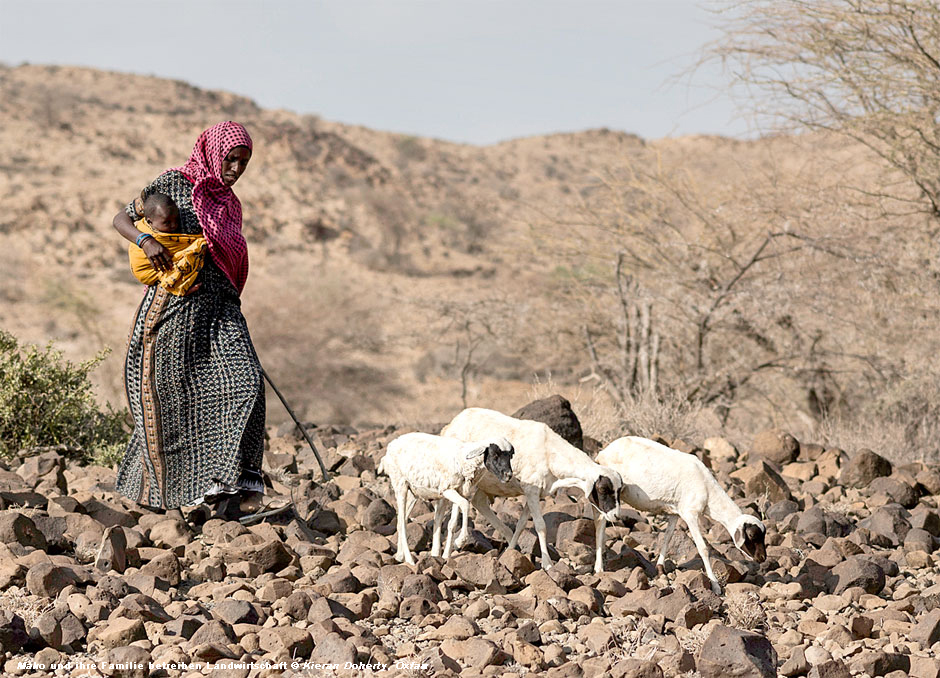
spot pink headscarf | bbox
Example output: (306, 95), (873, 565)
(173, 122), (253, 295)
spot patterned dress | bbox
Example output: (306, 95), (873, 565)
(116, 170), (265, 509)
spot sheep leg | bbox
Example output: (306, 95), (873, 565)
(453, 500), (470, 548)
(430, 499), (448, 557)
(443, 502), (460, 557)
(443, 500), (474, 550)
(524, 487), (552, 569)
(506, 502), (531, 550)
(655, 514), (680, 574)
(393, 483), (414, 565)
(593, 507), (607, 574)
(442, 489), (470, 558)
(405, 491), (418, 518)
(682, 510), (721, 594)
(469, 490), (516, 544)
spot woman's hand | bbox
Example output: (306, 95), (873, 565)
(141, 238), (172, 272)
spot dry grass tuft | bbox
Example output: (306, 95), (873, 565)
(724, 591), (767, 632)
(0, 588), (53, 628)
(678, 626), (710, 657)
(815, 409), (940, 466)
(611, 389), (709, 445)
(527, 374), (622, 443)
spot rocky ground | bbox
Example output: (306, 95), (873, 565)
(0, 400), (939, 678)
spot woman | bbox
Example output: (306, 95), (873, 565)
(112, 121), (265, 522)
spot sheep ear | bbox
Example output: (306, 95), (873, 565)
(465, 444), (487, 459)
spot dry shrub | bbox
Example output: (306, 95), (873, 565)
(527, 374), (621, 443)
(724, 591), (767, 632)
(678, 626), (710, 657)
(0, 588), (52, 629)
(815, 373), (940, 465)
(527, 375), (714, 446)
(613, 389), (712, 446)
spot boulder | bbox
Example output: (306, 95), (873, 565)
(729, 461), (794, 503)
(440, 637), (503, 670)
(399, 595), (437, 619)
(911, 508), (940, 537)
(221, 539), (294, 573)
(360, 498), (395, 530)
(613, 659), (664, 678)
(911, 609), (940, 648)
(212, 599), (260, 625)
(868, 476), (918, 508)
(0, 610), (27, 653)
(102, 646), (150, 678)
(751, 429), (799, 465)
(258, 626), (314, 659)
(828, 557), (885, 595)
(188, 620), (236, 646)
(94, 526), (127, 574)
(847, 650), (910, 676)
(840, 449), (892, 488)
(0, 512), (47, 549)
(859, 504), (911, 546)
(807, 660), (852, 678)
(513, 395), (584, 450)
(697, 625), (777, 678)
(401, 574), (441, 602)
(94, 617), (146, 649)
(451, 553), (519, 593)
(26, 562), (84, 598)
(310, 631), (358, 665)
(115, 594), (171, 623)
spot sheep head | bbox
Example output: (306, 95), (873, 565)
(732, 515), (767, 563)
(467, 437), (514, 483)
(591, 468), (622, 521)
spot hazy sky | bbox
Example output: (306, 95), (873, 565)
(0, 0), (745, 144)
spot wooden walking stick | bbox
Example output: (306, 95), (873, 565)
(262, 368), (330, 481)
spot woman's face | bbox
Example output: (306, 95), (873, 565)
(221, 146), (251, 186)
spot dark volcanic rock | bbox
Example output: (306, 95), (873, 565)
(0, 610), (27, 653)
(859, 504), (911, 546)
(840, 449), (892, 488)
(766, 500), (800, 524)
(212, 599), (260, 625)
(221, 539), (294, 573)
(0, 512), (47, 549)
(751, 428), (799, 465)
(867, 476), (918, 508)
(513, 395), (584, 450)
(808, 659), (852, 678)
(361, 498), (396, 530)
(26, 562), (84, 598)
(911, 608), (940, 648)
(94, 526), (127, 573)
(828, 556), (886, 595)
(697, 625), (777, 678)
(451, 553), (519, 593)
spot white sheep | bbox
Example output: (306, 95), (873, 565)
(595, 436), (767, 593)
(379, 432), (514, 565)
(441, 407), (623, 569)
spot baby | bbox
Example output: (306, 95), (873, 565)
(128, 193), (206, 296)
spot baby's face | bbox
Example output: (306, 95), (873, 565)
(148, 207), (180, 233)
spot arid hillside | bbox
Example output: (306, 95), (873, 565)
(2, 64), (936, 458)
